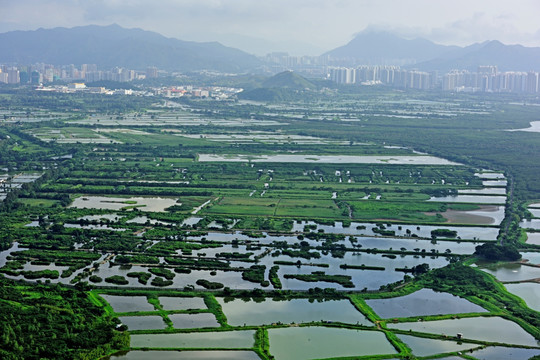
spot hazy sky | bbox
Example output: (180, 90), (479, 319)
(2, 0), (540, 55)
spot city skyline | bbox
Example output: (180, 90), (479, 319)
(1, 0), (540, 55)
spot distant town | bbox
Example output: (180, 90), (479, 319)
(1, 60), (539, 94)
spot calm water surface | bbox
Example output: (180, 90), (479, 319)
(130, 330), (255, 349)
(389, 316), (539, 346)
(217, 298), (370, 326)
(504, 282), (540, 312)
(268, 327), (396, 360)
(159, 297), (207, 310)
(169, 313), (219, 329)
(100, 295), (154, 313)
(396, 334), (478, 357)
(109, 350), (260, 360)
(468, 346), (540, 360)
(118, 316), (166, 330)
(366, 288), (486, 318)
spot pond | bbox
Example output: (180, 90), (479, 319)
(159, 297), (207, 311)
(527, 208), (540, 218)
(520, 219), (540, 230)
(118, 316), (166, 330)
(108, 350), (261, 360)
(389, 316), (539, 346)
(217, 298), (370, 326)
(130, 330), (255, 349)
(198, 154), (461, 165)
(127, 216), (173, 225)
(269, 251), (450, 291)
(521, 252), (540, 265)
(64, 223), (126, 231)
(0, 242), (24, 268)
(467, 346), (540, 360)
(474, 172), (505, 179)
(526, 232), (540, 246)
(508, 121), (540, 133)
(438, 206), (505, 225)
(79, 214), (122, 222)
(93, 265), (257, 290)
(458, 188), (506, 195)
(169, 313), (219, 329)
(69, 196), (178, 212)
(352, 236), (479, 255)
(292, 221), (499, 241)
(365, 288), (487, 318)
(480, 263), (540, 282)
(82, 243), (454, 291)
(181, 217), (203, 226)
(504, 282), (540, 312)
(396, 334), (479, 357)
(291, 220), (499, 241)
(268, 327), (397, 360)
(482, 180), (507, 187)
(427, 195), (506, 204)
(100, 295), (154, 313)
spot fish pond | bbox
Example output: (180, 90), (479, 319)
(365, 288), (487, 318)
(427, 195), (506, 204)
(268, 327), (397, 360)
(396, 334), (479, 357)
(520, 219), (540, 230)
(130, 330), (255, 349)
(466, 346), (540, 360)
(504, 282), (540, 312)
(526, 232), (540, 246)
(217, 298), (370, 326)
(109, 350), (261, 360)
(169, 313), (219, 329)
(198, 154), (461, 165)
(69, 196), (178, 212)
(480, 263), (540, 282)
(291, 221), (499, 240)
(158, 297), (207, 311)
(118, 316), (166, 331)
(389, 316), (539, 347)
(100, 295), (154, 313)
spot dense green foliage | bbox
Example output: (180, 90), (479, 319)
(475, 243), (522, 261)
(283, 271), (354, 288)
(0, 276), (126, 360)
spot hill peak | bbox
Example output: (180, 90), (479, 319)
(324, 30), (458, 64)
(262, 71), (316, 90)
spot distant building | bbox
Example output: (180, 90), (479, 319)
(329, 65), (431, 89)
(146, 66), (158, 78)
(31, 71), (42, 84)
(68, 83), (86, 90)
(7, 68), (20, 84)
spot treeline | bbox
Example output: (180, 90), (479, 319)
(0, 88), (154, 113)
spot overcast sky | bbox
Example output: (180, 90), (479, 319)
(2, 0), (540, 55)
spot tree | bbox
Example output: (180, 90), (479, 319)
(474, 243), (521, 261)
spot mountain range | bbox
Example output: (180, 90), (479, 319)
(325, 30), (540, 72)
(1, 25), (540, 73)
(324, 31), (459, 65)
(0, 24), (260, 72)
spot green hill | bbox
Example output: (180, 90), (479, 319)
(0, 24), (260, 72)
(262, 71), (316, 90)
(238, 71), (317, 101)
